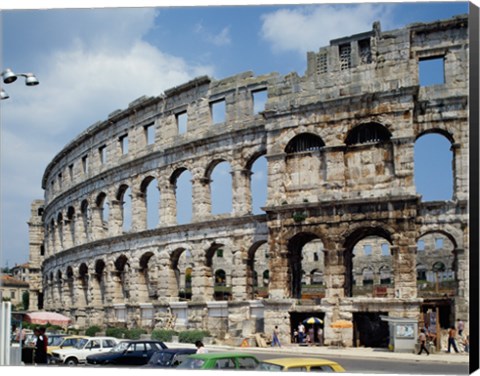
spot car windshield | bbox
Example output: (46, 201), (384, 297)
(148, 352), (174, 366)
(177, 358), (206, 369)
(256, 362), (284, 371)
(110, 342), (130, 352)
(74, 338), (88, 349)
(49, 337), (65, 346)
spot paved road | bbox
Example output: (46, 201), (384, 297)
(252, 350), (469, 374)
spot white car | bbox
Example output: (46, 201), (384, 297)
(50, 336), (119, 365)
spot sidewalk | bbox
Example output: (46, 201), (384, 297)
(165, 341), (469, 365)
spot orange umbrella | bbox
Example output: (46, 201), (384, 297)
(330, 320), (353, 329)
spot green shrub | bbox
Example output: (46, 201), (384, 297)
(178, 330), (211, 344)
(151, 329), (178, 342)
(106, 327), (128, 339)
(85, 325), (101, 337)
(125, 328), (147, 339)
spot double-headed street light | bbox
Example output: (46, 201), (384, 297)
(1, 68), (40, 100)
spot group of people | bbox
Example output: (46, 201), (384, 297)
(417, 319), (469, 355)
(292, 322), (324, 346)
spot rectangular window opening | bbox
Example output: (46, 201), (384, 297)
(358, 39), (372, 64)
(363, 244), (372, 256)
(339, 43), (351, 70)
(144, 123), (155, 145)
(58, 173), (62, 188)
(381, 243), (390, 256)
(252, 89), (268, 115)
(176, 112), (188, 134)
(119, 134), (129, 155)
(82, 155), (89, 174)
(419, 56), (445, 86)
(211, 99), (226, 124)
(68, 164), (74, 181)
(435, 238), (443, 250)
(316, 53), (328, 75)
(417, 240), (425, 251)
(99, 145), (107, 165)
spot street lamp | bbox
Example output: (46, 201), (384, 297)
(1, 68), (39, 100)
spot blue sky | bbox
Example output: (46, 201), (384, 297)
(0, 1), (470, 268)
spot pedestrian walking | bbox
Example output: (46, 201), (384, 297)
(457, 319), (464, 336)
(195, 340), (208, 354)
(271, 326), (281, 347)
(417, 329), (429, 355)
(298, 322), (305, 344)
(317, 327), (324, 346)
(447, 327), (459, 353)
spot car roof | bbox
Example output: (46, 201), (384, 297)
(262, 358), (341, 367)
(155, 348), (196, 353)
(187, 352), (257, 360)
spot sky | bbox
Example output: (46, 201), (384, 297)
(0, 0), (471, 268)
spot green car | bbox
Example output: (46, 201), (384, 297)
(177, 352), (260, 370)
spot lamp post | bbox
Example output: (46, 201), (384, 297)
(1, 68), (39, 100)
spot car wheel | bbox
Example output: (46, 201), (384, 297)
(65, 358), (78, 366)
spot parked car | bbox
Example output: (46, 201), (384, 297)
(177, 352), (260, 370)
(85, 340), (167, 366)
(47, 335), (90, 363)
(143, 348), (197, 368)
(50, 336), (119, 365)
(256, 357), (345, 372)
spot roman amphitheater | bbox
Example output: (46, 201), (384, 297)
(28, 15), (469, 347)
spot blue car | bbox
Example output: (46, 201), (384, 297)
(86, 340), (167, 366)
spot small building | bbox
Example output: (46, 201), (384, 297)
(0, 275), (29, 309)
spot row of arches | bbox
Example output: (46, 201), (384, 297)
(43, 155), (267, 256)
(42, 226), (458, 308)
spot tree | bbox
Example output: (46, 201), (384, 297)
(22, 291), (30, 310)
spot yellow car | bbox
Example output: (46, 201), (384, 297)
(257, 357), (345, 372)
(47, 335), (89, 361)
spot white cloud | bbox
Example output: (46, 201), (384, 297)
(194, 22), (231, 46)
(260, 4), (396, 55)
(1, 8), (215, 266)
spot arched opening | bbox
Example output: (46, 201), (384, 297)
(250, 155), (268, 214)
(345, 122), (392, 145)
(79, 263), (89, 305)
(95, 259), (106, 303)
(114, 255), (130, 300)
(351, 235), (393, 297)
(80, 200), (90, 241)
(247, 242), (269, 298)
(287, 233), (324, 299)
(96, 192), (109, 230)
(173, 169), (193, 224)
(414, 132), (454, 201)
(139, 252), (157, 300)
(141, 176), (159, 229)
(416, 232), (456, 298)
(172, 248), (193, 300)
(117, 185), (132, 232)
(67, 206), (75, 245)
(208, 160), (232, 215)
(285, 133), (325, 154)
(284, 133), (325, 189)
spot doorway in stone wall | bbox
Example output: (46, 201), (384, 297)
(353, 312), (389, 348)
(289, 311), (325, 344)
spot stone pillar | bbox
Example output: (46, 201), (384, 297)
(392, 245), (417, 299)
(75, 213), (86, 246)
(191, 246), (214, 302)
(160, 177), (176, 226)
(63, 219), (73, 250)
(65, 277), (75, 308)
(91, 207), (106, 240)
(127, 266), (144, 304)
(192, 176), (211, 222)
(108, 200), (123, 236)
(157, 251), (179, 301)
(323, 248), (346, 299)
(265, 155), (287, 207)
(267, 229), (290, 299)
(231, 168), (252, 216)
(230, 237), (249, 301)
(57, 220), (64, 252)
(75, 274), (89, 309)
(132, 190), (147, 232)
